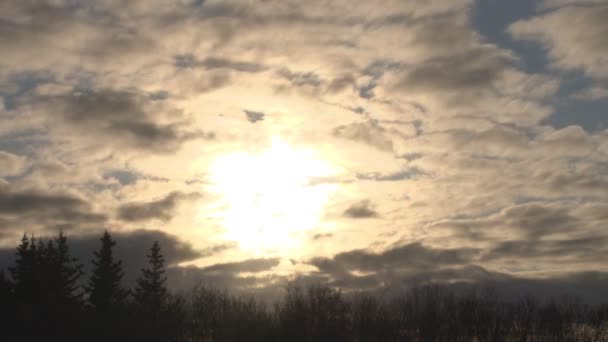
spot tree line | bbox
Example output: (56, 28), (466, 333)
(1, 231), (608, 341)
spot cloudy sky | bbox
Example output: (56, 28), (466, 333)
(1, 0), (608, 301)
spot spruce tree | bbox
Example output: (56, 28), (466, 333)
(87, 231), (128, 314)
(133, 241), (168, 312)
(48, 232), (84, 305)
(9, 234), (37, 301)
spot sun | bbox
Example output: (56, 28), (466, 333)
(206, 137), (339, 254)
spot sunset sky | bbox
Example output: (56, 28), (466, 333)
(1, 0), (608, 301)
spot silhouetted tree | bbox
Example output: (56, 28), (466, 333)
(9, 234), (37, 301)
(49, 232), (84, 305)
(87, 231), (129, 313)
(43, 233), (84, 341)
(187, 285), (274, 342)
(278, 282), (349, 342)
(87, 231), (129, 341)
(6, 233), (85, 341)
(134, 241), (167, 312)
(133, 241), (171, 342)
(4, 230), (608, 341)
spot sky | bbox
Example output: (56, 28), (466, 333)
(1, 0), (608, 301)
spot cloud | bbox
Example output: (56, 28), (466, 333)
(344, 200), (379, 218)
(39, 89), (214, 152)
(303, 241), (608, 302)
(310, 242), (479, 274)
(510, 3), (608, 78)
(0, 151), (27, 177)
(6, 88), (215, 154)
(482, 236), (608, 262)
(243, 109), (265, 123)
(333, 120), (394, 152)
(396, 47), (513, 93)
(430, 202), (583, 241)
(199, 242), (238, 258)
(174, 54), (268, 73)
(312, 233), (333, 240)
(501, 203), (580, 238)
(357, 167), (424, 182)
(0, 187), (106, 234)
(201, 257), (280, 274)
(307, 242), (480, 290)
(164, 257), (283, 295)
(276, 68), (323, 88)
(117, 191), (201, 222)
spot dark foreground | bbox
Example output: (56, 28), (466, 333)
(1, 232), (607, 341)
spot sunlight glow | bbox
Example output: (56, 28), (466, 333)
(206, 137), (339, 254)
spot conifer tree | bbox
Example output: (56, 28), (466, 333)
(48, 232), (84, 305)
(133, 241), (168, 312)
(87, 231), (128, 314)
(9, 234), (38, 301)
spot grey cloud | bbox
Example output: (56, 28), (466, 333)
(358, 82), (377, 99)
(344, 200), (379, 218)
(202, 257), (280, 274)
(174, 54), (268, 73)
(103, 170), (138, 186)
(276, 68), (323, 88)
(357, 60), (401, 99)
(163, 258), (282, 294)
(543, 171), (608, 195)
(401, 153), (424, 162)
(0, 1), (161, 72)
(312, 233), (333, 240)
(0, 190), (81, 214)
(310, 242), (479, 273)
(327, 74), (356, 94)
(117, 191), (201, 222)
(103, 169), (169, 186)
(502, 204), (580, 238)
(307, 242), (481, 290)
(166, 266), (283, 297)
(199, 242), (238, 258)
(244, 109), (265, 123)
(333, 120), (394, 152)
(432, 202), (582, 241)
(274, 68), (359, 96)
(357, 167), (424, 182)
(397, 47), (512, 94)
(45, 89), (214, 152)
(482, 236), (608, 262)
(0, 187), (106, 233)
(304, 243), (608, 302)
